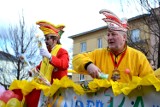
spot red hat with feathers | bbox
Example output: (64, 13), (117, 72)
(99, 9), (129, 32)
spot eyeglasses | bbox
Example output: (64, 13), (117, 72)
(45, 37), (52, 41)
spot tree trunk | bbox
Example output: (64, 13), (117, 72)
(158, 36), (160, 68)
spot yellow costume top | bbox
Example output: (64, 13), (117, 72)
(40, 44), (61, 83)
(72, 46), (154, 83)
(154, 68), (160, 79)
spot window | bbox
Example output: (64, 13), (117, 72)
(80, 74), (85, 81)
(97, 38), (102, 48)
(131, 29), (140, 42)
(81, 42), (86, 52)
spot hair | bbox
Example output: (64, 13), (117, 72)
(119, 31), (128, 42)
(50, 36), (61, 44)
(119, 30), (127, 36)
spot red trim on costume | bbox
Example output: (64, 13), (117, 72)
(110, 50), (127, 69)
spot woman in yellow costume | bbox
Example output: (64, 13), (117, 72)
(72, 9), (154, 83)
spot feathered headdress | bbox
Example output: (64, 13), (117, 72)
(99, 9), (128, 32)
(36, 20), (65, 38)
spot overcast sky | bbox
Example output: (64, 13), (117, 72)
(0, 0), (142, 51)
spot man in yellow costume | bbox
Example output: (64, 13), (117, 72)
(72, 9), (154, 82)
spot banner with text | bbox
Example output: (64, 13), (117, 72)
(38, 86), (160, 107)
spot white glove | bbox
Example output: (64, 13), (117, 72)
(40, 48), (51, 59)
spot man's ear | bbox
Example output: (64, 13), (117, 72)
(123, 33), (127, 41)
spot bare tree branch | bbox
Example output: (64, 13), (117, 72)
(0, 10), (40, 89)
(121, 0), (160, 68)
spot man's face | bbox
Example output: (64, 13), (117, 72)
(106, 30), (126, 51)
(44, 34), (56, 48)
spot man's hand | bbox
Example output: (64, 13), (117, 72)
(87, 63), (100, 78)
(28, 67), (39, 77)
(28, 71), (33, 77)
(40, 48), (51, 59)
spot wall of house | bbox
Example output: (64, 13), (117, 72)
(73, 29), (107, 56)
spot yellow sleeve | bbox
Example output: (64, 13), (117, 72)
(72, 49), (99, 74)
(138, 52), (154, 77)
(154, 68), (160, 79)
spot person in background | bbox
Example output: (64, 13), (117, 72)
(14, 21), (69, 107)
(72, 9), (154, 82)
